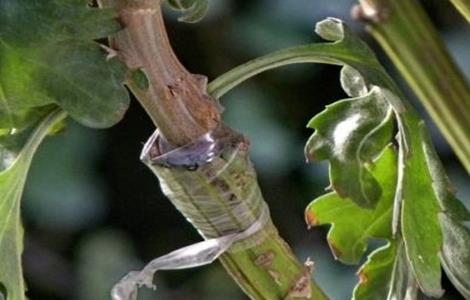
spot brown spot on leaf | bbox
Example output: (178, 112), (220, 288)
(305, 209), (319, 229)
(358, 270), (368, 285)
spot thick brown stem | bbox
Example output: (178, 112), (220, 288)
(105, 0), (221, 146)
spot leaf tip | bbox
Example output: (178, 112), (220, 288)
(305, 209), (319, 229)
(357, 269), (368, 285)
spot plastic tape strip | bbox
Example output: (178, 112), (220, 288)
(111, 126), (271, 300)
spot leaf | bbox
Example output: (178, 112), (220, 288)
(166, 0), (209, 23)
(0, 0), (129, 129)
(420, 124), (470, 298)
(421, 128), (470, 221)
(311, 18), (456, 297)
(0, 110), (66, 300)
(353, 239), (418, 300)
(305, 86), (394, 208)
(398, 121), (445, 298)
(305, 145), (397, 264)
(310, 18), (465, 298)
(209, 17), (470, 299)
(439, 213), (470, 299)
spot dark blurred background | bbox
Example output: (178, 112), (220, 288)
(22, 0), (470, 299)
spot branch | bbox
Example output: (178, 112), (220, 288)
(354, 0), (470, 173)
(98, 1), (328, 299)
(101, 0), (220, 146)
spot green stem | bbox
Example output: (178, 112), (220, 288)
(355, 0), (470, 173)
(208, 44), (342, 99)
(219, 232), (327, 300)
(207, 43), (397, 106)
(147, 145), (328, 300)
(449, 0), (470, 23)
(210, 49), (343, 99)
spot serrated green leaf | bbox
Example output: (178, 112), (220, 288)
(209, 17), (470, 299)
(166, 0), (209, 23)
(305, 145), (396, 264)
(312, 18), (452, 297)
(353, 239), (418, 300)
(0, 109), (66, 300)
(305, 86), (394, 208)
(0, 0), (129, 130)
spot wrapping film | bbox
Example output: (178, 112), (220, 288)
(111, 125), (272, 300)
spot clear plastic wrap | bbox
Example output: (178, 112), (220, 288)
(111, 126), (272, 300)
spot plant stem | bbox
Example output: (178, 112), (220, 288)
(354, 0), (470, 173)
(99, 1), (328, 299)
(101, 0), (221, 146)
(449, 0), (470, 23)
